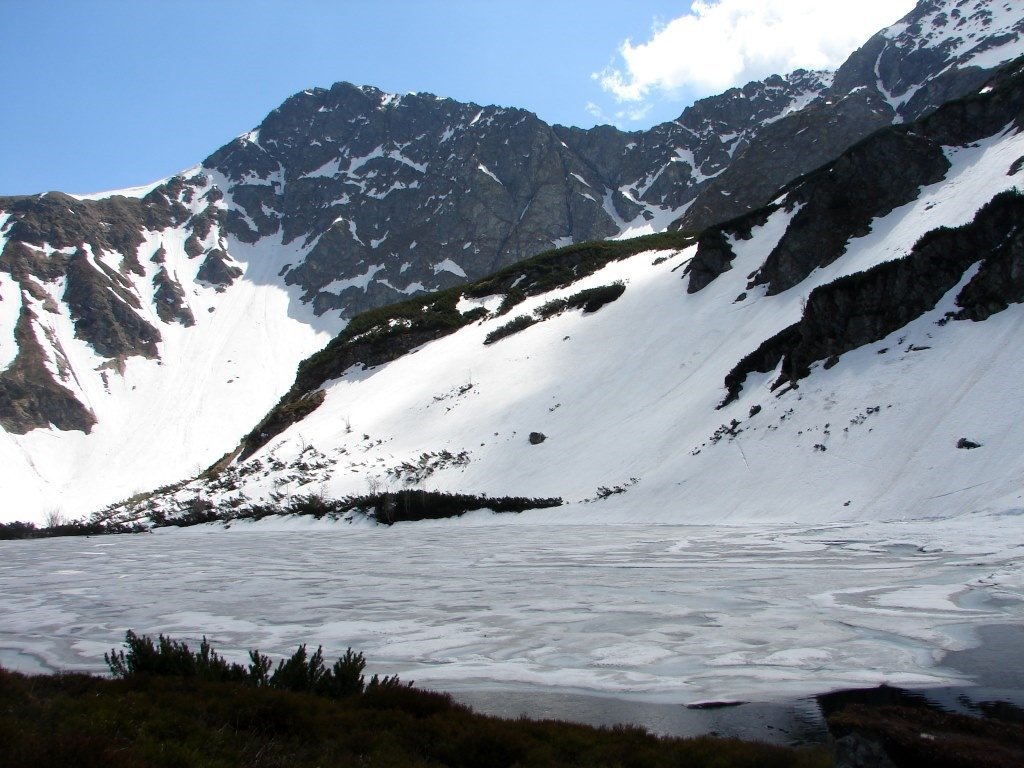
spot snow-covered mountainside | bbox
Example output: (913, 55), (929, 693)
(0, 72), (842, 524)
(108, 57), (1024, 527)
(0, 178), (345, 518)
(2, 0), (1023, 523)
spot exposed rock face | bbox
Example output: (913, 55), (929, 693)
(195, 249), (242, 290)
(676, 83), (895, 231)
(198, 70), (839, 320)
(721, 186), (1024, 406)
(0, 173), (224, 434)
(205, 86), (624, 317)
(684, 208), (773, 294)
(711, 58), (1024, 405)
(792, 189), (1024, 369)
(555, 69), (835, 214)
(749, 129), (951, 296)
(690, 54), (1024, 301)
(63, 248), (162, 359)
(152, 266), (195, 327)
(0, 305), (96, 433)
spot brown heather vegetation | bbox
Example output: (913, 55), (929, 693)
(0, 631), (830, 768)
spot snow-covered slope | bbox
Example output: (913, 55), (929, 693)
(113, 60), (1024, 528)
(0, 177), (345, 521)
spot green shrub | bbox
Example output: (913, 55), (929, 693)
(460, 306), (489, 322)
(536, 297), (570, 319)
(349, 489), (563, 525)
(0, 521), (39, 540)
(534, 281), (626, 321)
(267, 643), (326, 693)
(483, 314), (537, 345)
(105, 631), (401, 700)
(0, 518), (146, 540)
(106, 630), (252, 683)
(566, 281), (626, 312)
(285, 493), (348, 518)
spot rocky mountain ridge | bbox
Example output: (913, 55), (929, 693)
(2, 0), (1023, 522)
(676, 0), (1024, 228)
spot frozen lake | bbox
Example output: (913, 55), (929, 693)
(2, 515), (1022, 734)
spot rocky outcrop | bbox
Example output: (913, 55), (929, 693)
(0, 177), (210, 362)
(677, 85), (895, 231)
(195, 249), (242, 290)
(684, 207), (774, 294)
(555, 69), (834, 214)
(152, 267), (195, 326)
(0, 305), (96, 433)
(721, 190), (1024, 405)
(205, 86), (626, 317)
(63, 249), (161, 359)
(750, 129), (950, 295)
(690, 56), (1024, 299)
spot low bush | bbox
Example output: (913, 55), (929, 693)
(285, 493), (349, 518)
(566, 281), (626, 313)
(350, 489), (563, 525)
(0, 518), (146, 540)
(110, 489), (563, 530)
(105, 630), (403, 699)
(105, 630), (253, 684)
(487, 282), (625, 346)
(483, 313), (537, 344)
(536, 296), (569, 318)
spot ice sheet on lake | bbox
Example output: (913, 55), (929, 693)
(1, 518), (1021, 705)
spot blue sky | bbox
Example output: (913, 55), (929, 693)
(0, 1), (912, 196)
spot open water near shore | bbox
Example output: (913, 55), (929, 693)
(453, 624), (1024, 745)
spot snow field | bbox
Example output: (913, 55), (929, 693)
(0, 189), (345, 522)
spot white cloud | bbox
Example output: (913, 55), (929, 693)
(595, 0), (918, 104)
(586, 100), (654, 127)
